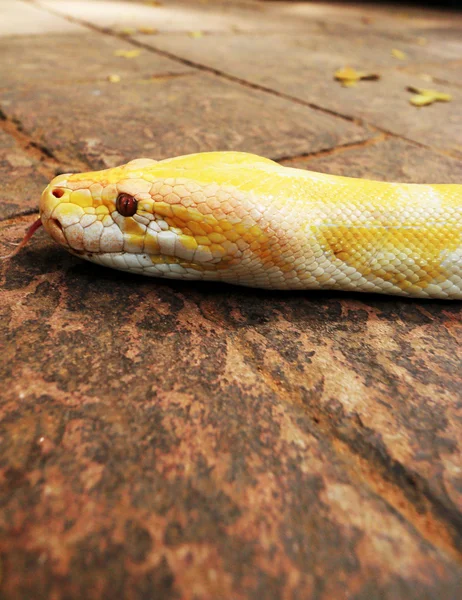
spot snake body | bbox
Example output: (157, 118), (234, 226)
(39, 151), (462, 299)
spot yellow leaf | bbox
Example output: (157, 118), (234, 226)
(342, 79), (359, 88)
(138, 26), (158, 34)
(391, 48), (407, 60)
(419, 73), (433, 82)
(189, 31), (203, 39)
(407, 87), (452, 107)
(114, 49), (141, 59)
(334, 66), (379, 87)
(118, 27), (135, 36)
(409, 94), (434, 107)
(108, 74), (121, 83)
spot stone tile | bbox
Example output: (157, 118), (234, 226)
(2, 1), (462, 597)
(0, 129), (49, 220)
(270, 0), (462, 33)
(0, 0), (86, 36)
(0, 73), (371, 168)
(283, 137), (462, 184)
(0, 33), (194, 89)
(37, 0), (462, 37)
(146, 32), (462, 155)
(140, 25), (457, 70)
(401, 60), (462, 89)
(403, 26), (462, 62)
(37, 0), (322, 33)
(1, 215), (462, 599)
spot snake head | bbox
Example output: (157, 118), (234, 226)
(39, 153), (279, 284)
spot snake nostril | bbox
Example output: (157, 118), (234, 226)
(52, 188), (65, 198)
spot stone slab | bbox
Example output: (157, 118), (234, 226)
(1, 1), (462, 598)
(1, 215), (461, 599)
(0, 129), (49, 220)
(37, 0), (321, 33)
(141, 27), (456, 68)
(269, 0), (462, 34)
(0, 0), (87, 37)
(145, 32), (462, 156)
(0, 33), (195, 89)
(0, 72), (372, 168)
(37, 0), (462, 37)
(401, 61), (462, 89)
(282, 137), (462, 184)
(401, 26), (462, 62)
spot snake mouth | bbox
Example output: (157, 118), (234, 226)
(74, 249), (231, 280)
(46, 216), (70, 248)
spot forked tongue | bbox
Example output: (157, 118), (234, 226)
(1, 217), (43, 259)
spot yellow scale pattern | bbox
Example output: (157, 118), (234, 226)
(39, 152), (462, 299)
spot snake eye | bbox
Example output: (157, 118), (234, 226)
(116, 193), (138, 217)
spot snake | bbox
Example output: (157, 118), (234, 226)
(31, 151), (461, 299)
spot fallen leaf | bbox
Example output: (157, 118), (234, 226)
(189, 31), (204, 39)
(108, 74), (121, 83)
(407, 87), (452, 107)
(138, 26), (158, 34)
(118, 27), (135, 36)
(391, 48), (407, 60)
(334, 66), (380, 87)
(114, 49), (141, 58)
(418, 73), (434, 82)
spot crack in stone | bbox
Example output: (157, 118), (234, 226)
(233, 335), (462, 566)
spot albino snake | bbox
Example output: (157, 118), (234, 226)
(34, 151), (461, 299)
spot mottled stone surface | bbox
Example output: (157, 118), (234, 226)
(0, 33), (194, 88)
(1, 216), (462, 600)
(0, 129), (49, 219)
(283, 137), (462, 183)
(1, 1), (462, 599)
(37, 0), (462, 36)
(37, 0), (332, 33)
(401, 60), (462, 89)
(144, 32), (461, 155)
(0, 0), (86, 36)
(0, 73), (370, 168)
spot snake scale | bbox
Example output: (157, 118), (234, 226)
(37, 151), (461, 299)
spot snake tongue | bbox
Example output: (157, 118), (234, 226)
(2, 217), (43, 260)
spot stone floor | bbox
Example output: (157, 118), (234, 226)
(1, 1), (462, 598)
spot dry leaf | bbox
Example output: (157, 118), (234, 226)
(189, 31), (204, 39)
(334, 66), (379, 87)
(108, 74), (121, 83)
(118, 27), (135, 36)
(138, 26), (158, 34)
(114, 49), (141, 58)
(391, 48), (407, 60)
(418, 73), (434, 82)
(407, 87), (452, 107)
